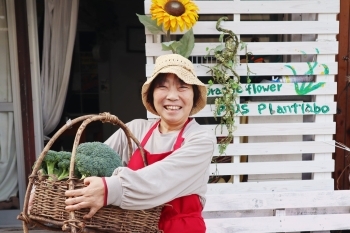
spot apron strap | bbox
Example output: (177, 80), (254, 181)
(141, 118), (192, 150)
(140, 120), (160, 147)
(173, 118), (192, 150)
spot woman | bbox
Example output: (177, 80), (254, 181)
(65, 54), (216, 232)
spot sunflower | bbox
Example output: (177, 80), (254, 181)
(150, 0), (199, 32)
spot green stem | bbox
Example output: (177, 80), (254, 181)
(165, 30), (171, 42)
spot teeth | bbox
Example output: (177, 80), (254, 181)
(165, 106), (181, 110)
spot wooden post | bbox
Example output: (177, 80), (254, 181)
(334, 0), (350, 190)
(14, 0), (37, 185)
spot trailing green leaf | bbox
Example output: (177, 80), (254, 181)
(177, 28), (195, 58)
(136, 14), (164, 34)
(162, 41), (183, 54)
(205, 16), (253, 155)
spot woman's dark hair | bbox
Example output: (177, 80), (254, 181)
(146, 73), (200, 114)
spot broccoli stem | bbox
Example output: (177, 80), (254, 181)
(46, 162), (57, 177)
(57, 168), (69, 180)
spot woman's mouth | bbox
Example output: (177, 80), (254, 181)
(165, 105), (181, 110)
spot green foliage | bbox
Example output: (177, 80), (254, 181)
(205, 17), (252, 155)
(136, 14), (164, 34)
(56, 151), (71, 180)
(38, 150), (72, 181)
(75, 142), (122, 179)
(137, 14), (195, 58)
(34, 143), (122, 181)
(161, 29), (195, 58)
(44, 150), (59, 179)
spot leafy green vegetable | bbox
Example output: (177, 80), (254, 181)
(75, 142), (122, 179)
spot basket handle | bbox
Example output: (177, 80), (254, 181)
(19, 113), (146, 233)
(68, 113), (147, 180)
(20, 114), (96, 225)
(67, 113), (146, 233)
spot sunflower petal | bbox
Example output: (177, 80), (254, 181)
(163, 20), (170, 31)
(182, 15), (191, 24)
(180, 0), (190, 5)
(177, 18), (185, 31)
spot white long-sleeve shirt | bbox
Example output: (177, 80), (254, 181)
(104, 118), (216, 210)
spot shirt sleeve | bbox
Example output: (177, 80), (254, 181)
(104, 128), (216, 210)
(104, 120), (145, 166)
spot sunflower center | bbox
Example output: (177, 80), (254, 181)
(164, 1), (185, 17)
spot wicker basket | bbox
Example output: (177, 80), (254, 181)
(17, 113), (163, 233)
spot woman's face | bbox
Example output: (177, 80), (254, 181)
(153, 73), (194, 130)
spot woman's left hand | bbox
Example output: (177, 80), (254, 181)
(65, 176), (105, 219)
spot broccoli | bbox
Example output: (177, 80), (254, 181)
(56, 151), (72, 180)
(75, 142), (122, 179)
(43, 150), (59, 179)
(35, 150), (72, 181)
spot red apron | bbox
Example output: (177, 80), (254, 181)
(127, 119), (206, 233)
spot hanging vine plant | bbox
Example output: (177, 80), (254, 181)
(205, 16), (253, 155)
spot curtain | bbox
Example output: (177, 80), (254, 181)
(0, 0), (18, 202)
(41, 0), (79, 137)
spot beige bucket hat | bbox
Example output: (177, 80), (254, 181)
(141, 54), (207, 116)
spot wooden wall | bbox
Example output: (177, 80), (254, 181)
(143, 0), (339, 193)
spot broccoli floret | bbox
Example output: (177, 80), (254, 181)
(44, 150), (59, 179)
(57, 151), (71, 180)
(75, 142), (122, 179)
(37, 150), (73, 181)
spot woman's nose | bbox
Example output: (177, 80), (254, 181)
(166, 87), (179, 100)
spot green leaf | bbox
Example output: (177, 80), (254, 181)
(177, 28), (195, 58)
(162, 41), (183, 54)
(161, 41), (174, 51)
(214, 44), (224, 52)
(240, 42), (247, 50)
(136, 14), (164, 34)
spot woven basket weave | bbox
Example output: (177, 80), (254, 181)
(17, 113), (163, 233)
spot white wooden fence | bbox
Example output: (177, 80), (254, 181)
(144, 0), (350, 232)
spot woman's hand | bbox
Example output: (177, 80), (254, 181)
(65, 177), (105, 219)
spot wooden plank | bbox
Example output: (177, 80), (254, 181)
(203, 190), (350, 211)
(313, 14), (338, 181)
(207, 180), (334, 194)
(145, 21), (339, 35)
(144, 0), (340, 14)
(211, 141), (335, 156)
(202, 101), (335, 117)
(246, 115), (303, 182)
(204, 206), (349, 219)
(147, 101), (337, 118)
(232, 11), (242, 184)
(146, 41), (339, 56)
(146, 62), (338, 76)
(0, 103), (14, 111)
(207, 82), (337, 97)
(202, 122), (336, 136)
(209, 160), (334, 176)
(204, 214), (350, 233)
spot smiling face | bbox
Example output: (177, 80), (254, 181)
(152, 73), (194, 132)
